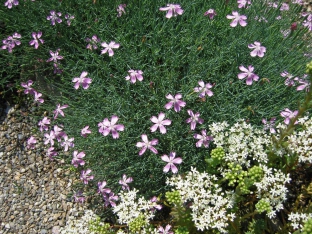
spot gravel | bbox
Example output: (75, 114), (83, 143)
(0, 103), (87, 234)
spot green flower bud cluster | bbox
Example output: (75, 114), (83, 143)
(88, 216), (110, 234)
(211, 147), (225, 161)
(175, 226), (189, 234)
(225, 163), (247, 187)
(302, 218), (312, 234)
(166, 190), (182, 205)
(248, 166), (263, 182)
(306, 61), (312, 75)
(129, 214), (146, 232)
(255, 199), (272, 214)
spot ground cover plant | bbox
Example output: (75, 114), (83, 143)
(2, 0), (312, 233)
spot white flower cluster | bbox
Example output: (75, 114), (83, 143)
(209, 120), (270, 168)
(288, 212), (312, 231)
(166, 167), (236, 233)
(254, 165), (291, 218)
(59, 209), (103, 234)
(282, 116), (312, 163)
(112, 188), (158, 226)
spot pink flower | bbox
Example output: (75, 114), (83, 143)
(119, 174), (133, 191)
(280, 108), (298, 125)
(80, 169), (94, 184)
(159, 4), (184, 19)
(103, 192), (118, 207)
(46, 147), (57, 160)
(237, 0), (251, 8)
(72, 151), (85, 167)
(27, 136), (36, 149)
(98, 181), (111, 194)
(29, 32), (44, 49)
(295, 75), (310, 92)
(33, 91), (44, 104)
(248, 41), (266, 57)
(65, 14), (75, 26)
(73, 191), (86, 204)
(44, 130), (55, 146)
(2, 33), (21, 53)
(238, 65), (259, 85)
(226, 11), (247, 27)
(158, 224), (174, 234)
(117, 4), (126, 17)
(204, 9), (216, 19)
(150, 112), (171, 134)
(46, 49), (63, 63)
(81, 126), (92, 137)
(72, 71), (92, 90)
(86, 35), (100, 50)
(53, 62), (63, 74)
(161, 152), (182, 174)
(5, 0), (19, 9)
(194, 130), (213, 148)
(53, 125), (65, 142)
(186, 110), (204, 130)
(61, 135), (74, 151)
(262, 118), (276, 134)
(125, 69), (143, 83)
(194, 81), (214, 98)
(280, 3), (289, 11)
(21, 80), (35, 95)
(47, 11), (62, 25)
(136, 134), (158, 156)
(53, 104), (68, 119)
(150, 196), (162, 211)
(98, 115), (124, 139)
(38, 117), (50, 132)
(281, 71), (296, 87)
(164, 93), (186, 112)
(100, 41), (120, 57)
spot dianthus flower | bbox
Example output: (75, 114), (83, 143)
(159, 4), (184, 19)
(100, 41), (120, 56)
(86, 35), (100, 50)
(80, 169), (94, 184)
(119, 174), (133, 191)
(33, 91), (44, 104)
(44, 130), (55, 146)
(164, 93), (186, 112)
(27, 136), (36, 149)
(46, 147), (57, 160)
(61, 135), (74, 151)
(98, 181), (111, 194)
(46, 49), (63, 63)
(248, 41), (266, 57)
(161, 152), (182, 173)
(262, 117), (276, 134)
(72, 71), (92, 90)
(158, 224), (174, 234)
(53, 125), (65, 142)
(53, 104), (68, 119)
(29, 32), (44, 49)
(125, 69), (143, 83)
(136, 134), (158, 155)
(194, 130), (213, 148)
(237, 0), (251, 8)
(186, 110), (204, 130)
(38, 117), (50, 132)
(73, 191), (86, 204)
(5, 0), (19, 8)
(226, 11), (247, 27)
(81, 126), (91, 137)
(103, 192), (118, 207)
(98, 115), (124, 139)
(150, 112), (171, 134)
(280, 108), (298, 125)
(194, 81), (214, 98)
(47, 10), (62, 25)
(117, 4), (126, 17)
(2, 33), (21, 53)
(204, 9), (216, 19)
(21, 80), (35, 95)
(238, 65), (259, 85)
(72, 151), (85, 167)
(65, 14), (74, 26)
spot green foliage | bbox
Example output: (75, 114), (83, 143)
(246, 219), (266, 234)
(302, 218), (312, 234)
(175, 226), (190, 234)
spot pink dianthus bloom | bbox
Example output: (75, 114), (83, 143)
(280, 108), (298, 125)
(158, 224), (174, 234)
(71, 151), (85, 167)
(29, 32), (44, 49)
(194, 130), (213, 148)
(100, 41), (120, 57)
(117, 4), (126, 17)
(136, 134), (158, 156)
(46, 49), (63, 63)
(248, 41), (266, 57)
(159, 4), (184, 19)
(33, 91), (44, 104)
(194, 81), (214, 98)
(61, 135), (74, 151)
(186, 110), (204, 130)
(5, 0), (19, 9)
(238, 65), (259, 85)
(27, 136), (36, 149)
(80, 169), (94, 185)
(161, 152), (182, 174)
(262, 117), (276, 134)
(98, 115), (124, 139)
(65, 14), (75, 26)
(53, 104), (68, 119)
(47, 10), (62, 25)
(125, 69), (143, 83)
(46, 147), (57, 160)
(164, 93), (186, 112)
(119, 174), (133, 191)
(98, 181), (111, 194)
(150, 112), (171, 134)
(237, 0), (251, 8)
(38, 117), (50, 132)
(2, 33), (21, 53)
(81, 126), (91, 137)
(226, 11), (247, 27)
(86, 35), (100, 50)
(72, 71), (92, 90)
(204, 9), (216, 19)
(44, 130), (55, 146)
(21, 80), (35, 95)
